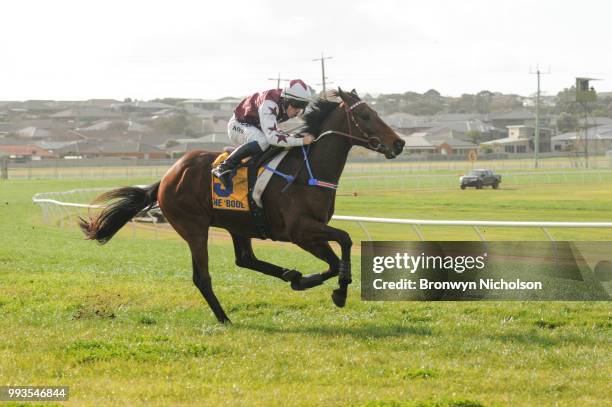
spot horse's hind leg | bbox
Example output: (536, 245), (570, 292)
(188, 233), (231, 324)
(230, 233), (300, 283)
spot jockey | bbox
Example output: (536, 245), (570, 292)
(212, 79), (315, 187)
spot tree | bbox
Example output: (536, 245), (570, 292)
(556, 113), (579, 134)
(553, 87), (580, 115)
(465, 130), (485, 144)
(150, 98), (187, 106)
(424, 89), (441, 99)
(475, 90), (493, 114)
(449, 94), (476, 113)
(153, 114), (190, 135)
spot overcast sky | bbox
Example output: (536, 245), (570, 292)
(2, 0), (610, 101)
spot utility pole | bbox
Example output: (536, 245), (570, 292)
(268, 73), (291, 89)
(529, 66), (550, 169)
(313, 53), (333, 98)
(583, 102), (589, 168)
(576, 77), (600, 169)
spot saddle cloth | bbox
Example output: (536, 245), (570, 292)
(211, 150), (289, 211)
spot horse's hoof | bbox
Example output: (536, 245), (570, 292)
(292, 273), (324, 291)
(291, 279), (305, 291)
(331, 289), (346, 308)
(219, 316), (232, 324)
(282, 269), (302, 283)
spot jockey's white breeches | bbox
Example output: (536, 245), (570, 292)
(227, 115), (269, 150)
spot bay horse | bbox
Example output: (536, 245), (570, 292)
(79, 88), (405, 323)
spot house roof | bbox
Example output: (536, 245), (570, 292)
(481, 137), (530, 145)
(112, 101), (175, 110)
(0, 136), (31, 146)
(0, 123), (20, 133)
(0, 144), (54, 157)
(35, 141), (77, 150)
(491, 110), (536, 120)
(78, 120), (153, 133)
(552, 126), (612, 141)
(81, 99), (121, 108)
(50, 107), (122, 119)
(589, 117), (612, 126)
(433, 113), (482, 122)
(166, 142), (227, 153)
(60, 140), (165, 154)
(436, 138), (477, 148)
(173, 133), (231, 144)
(398, 132), (436, 149)
(381, 113), (423, 128)
(19, 100), (68, 112)
(16, 127), (50, 139)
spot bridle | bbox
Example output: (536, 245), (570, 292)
(269, 99), (392, 191)
(316, 99), (389, 155)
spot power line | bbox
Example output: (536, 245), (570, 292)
(267, 73), (291, 89)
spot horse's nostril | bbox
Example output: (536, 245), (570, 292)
(393, 139), (405, 154)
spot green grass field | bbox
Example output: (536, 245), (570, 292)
(1, 177), (611, 406)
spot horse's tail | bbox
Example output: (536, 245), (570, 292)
(79, 181), (160, 244)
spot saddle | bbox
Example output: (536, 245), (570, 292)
(211, 146), (289, 240)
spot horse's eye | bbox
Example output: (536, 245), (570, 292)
(359, 112), (370, 120)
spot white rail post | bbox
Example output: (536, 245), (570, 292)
(411, 224), (424, 241)
(473, 226), (486, 241)
(356, 221), (372, 241)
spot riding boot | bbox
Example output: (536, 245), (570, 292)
(212, 141), (263, 187)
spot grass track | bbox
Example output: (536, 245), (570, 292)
(1, 178), (611, 406)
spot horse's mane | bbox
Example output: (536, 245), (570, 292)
(301, 98), (340, 136)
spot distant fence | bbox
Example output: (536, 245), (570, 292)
(337, 168), (612, 192)
(33, 188), (612, 242)
(7, 158), (175, 180)
(4, 154), (612, 180)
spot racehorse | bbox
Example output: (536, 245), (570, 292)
(79, 88), (405, 323)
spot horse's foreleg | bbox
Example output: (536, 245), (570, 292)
(189, 233), (231, 324)
(291, 242), (341, 291)
(230, 234), (301, 283)
(289, 220), (353, 307)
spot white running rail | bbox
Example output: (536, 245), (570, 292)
(33, 189), (612, 242)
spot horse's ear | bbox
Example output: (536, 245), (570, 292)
(350, 89), (360, 99)
(336, 87), (349, 102)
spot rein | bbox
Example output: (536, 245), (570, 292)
(263, 145), (338, 191)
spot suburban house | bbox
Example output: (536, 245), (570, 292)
(551, 125), (612, 153)
(398, 132), (478, 157)
(178, 98), (241, 113)
(436, 138), (479, 156)
(50, 107), (122, 122)
(56, 140), (167, 159)
(398, 133), (437, 155)
(111, 101), (176, 115)
(489, 110), (552, 129)
(0, 144), (54, 160)
(481, 125), (553, 154)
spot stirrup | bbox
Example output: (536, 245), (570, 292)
(212, 166), (232, 177)
(212, 167), (234, 187)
